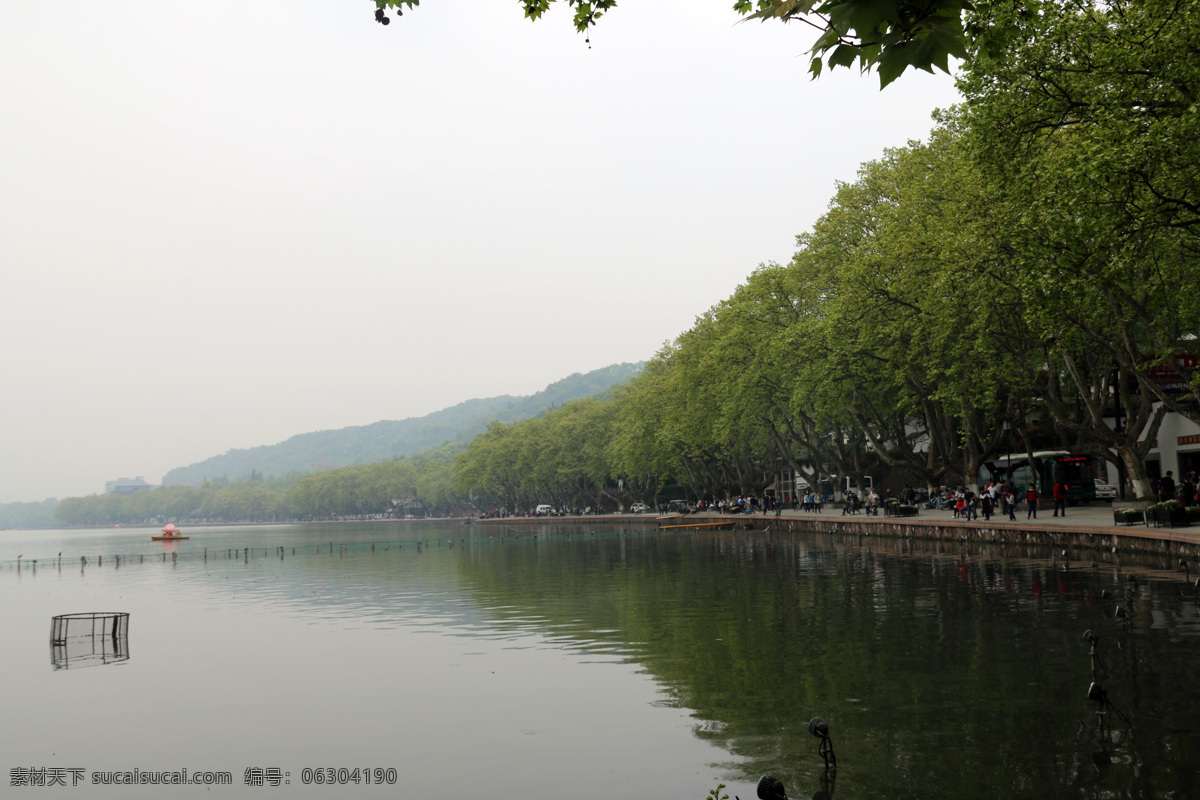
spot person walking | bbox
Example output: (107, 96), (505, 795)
(1005, 487), (1018, 521)
(1026, 484), (1039, 520)
(1053, 480), (1068, 517)
(1159, 470), (1177, 503)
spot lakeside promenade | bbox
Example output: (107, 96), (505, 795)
(478, 501), (1200, 558)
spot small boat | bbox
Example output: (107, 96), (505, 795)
(152, 523), (189, 541)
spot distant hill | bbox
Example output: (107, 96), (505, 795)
(161, 363), (642, 487)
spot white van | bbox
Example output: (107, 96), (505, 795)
(535, 504), (554, 516)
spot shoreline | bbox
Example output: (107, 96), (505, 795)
(34, 517), (474, 531)
(478, 508), (1200, 557)
(9, 508), (1198, 559)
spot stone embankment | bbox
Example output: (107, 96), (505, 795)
(478, 504), (1200, 557)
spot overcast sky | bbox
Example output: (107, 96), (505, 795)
(0, 1), (961, 503)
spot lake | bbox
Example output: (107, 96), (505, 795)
(2, 522), (1197, 799)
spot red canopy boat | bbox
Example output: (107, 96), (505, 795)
(151, 523), (189, 541)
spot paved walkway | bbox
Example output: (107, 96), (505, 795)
(701, 500), (1200, 552)
(775, 499), (1124, 527)
(483, 503), (1200, 555)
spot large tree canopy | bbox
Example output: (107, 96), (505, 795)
(371, 0), (971, 85)
(956, 0), (1200, 491)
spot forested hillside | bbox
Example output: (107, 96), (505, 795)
(161, 363), (642, 486)
(0, 499), (59, 530)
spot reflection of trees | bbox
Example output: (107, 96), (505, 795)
(454, 531), (1200, 799)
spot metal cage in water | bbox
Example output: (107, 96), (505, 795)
(50, 612), (130, 670)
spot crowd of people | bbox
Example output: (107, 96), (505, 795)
(926, 481), (1056, 521)
(1152, 470), (1199, 506)
(479, 471), (1199, 521)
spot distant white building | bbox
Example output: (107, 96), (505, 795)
(105, 476), (155, 495)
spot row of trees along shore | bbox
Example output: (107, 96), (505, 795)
(56, 0), (1198, 526)
(54, 446), (464, 526)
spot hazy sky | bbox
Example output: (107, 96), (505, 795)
(0, 1), (961, 503)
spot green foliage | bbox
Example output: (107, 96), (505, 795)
(455, 7), (1197, 502)
(454, 398), (626, 510)
(283, 448), (469, 518)
(607, 355), (690, 501)
(375, 0), (618, 32)
(0, 498), (60, 530)
(373, 0), (973, 86)
(705, 783), (729, 800)
(53, 448), (471, 525)
(55, 476), (300, 526)
(780, 0), (972, 86)
(959, 0), (1200, 400)
(952, 0), (1200, 496)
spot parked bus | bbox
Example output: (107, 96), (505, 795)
(843, 476), (873, 498)
(978, 451), (1101, 503)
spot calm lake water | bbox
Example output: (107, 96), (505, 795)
(2, 523), (1198, 799)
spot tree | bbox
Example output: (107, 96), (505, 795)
(737, 0), (970, 85)
(607, 356), (690, 505)
(654, 314), (783, 499)
(455, 421), (534, 512)
(540, 399), (621, 508)
(957, 0), (1200, 495)
(959, 0), (1200, 400)
(370, 0), (970, 86)
(775, 128), (1036, 490)
(413, 446), (468, 516)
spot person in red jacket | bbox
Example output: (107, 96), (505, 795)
(1026, 484), (1039, 520)
(1053, 480), (1068, 517)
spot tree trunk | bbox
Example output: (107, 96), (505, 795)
(1117, 445), (1154, 500)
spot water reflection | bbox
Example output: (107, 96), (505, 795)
(3, 524), (1198, 799)
(451, 529), (1200, 799)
